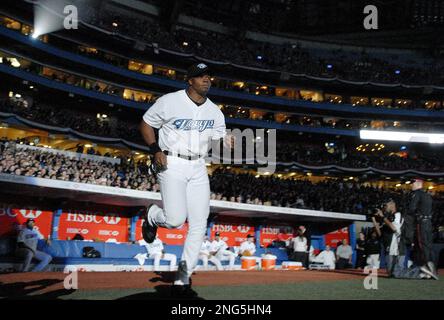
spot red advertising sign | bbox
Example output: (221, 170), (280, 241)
(135, 219), (188, 245)
(58, 211), (129, 242)
(324, 227), (350, 248)
(210, 223), (255, 247)
(260, 225), (294, 247)
(0, 207), (53, 238)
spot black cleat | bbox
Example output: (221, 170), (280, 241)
(141, 204), (157, 243)
(175, 261), (189, 283)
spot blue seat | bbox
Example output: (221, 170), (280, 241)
(36, 240), (290, 267)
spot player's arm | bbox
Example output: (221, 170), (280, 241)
(140, 121), (167, 168)
(140, 98), (168, 167)
(211, 111), (235, 149)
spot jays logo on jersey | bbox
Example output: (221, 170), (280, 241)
(173, 119), (214, 132)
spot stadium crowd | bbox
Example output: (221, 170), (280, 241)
(0, 140), (157, 191)
(275, 142), (444, 172)
(89, 9), (444, 86)
(2, 97), (444, 173)
(2, 49), (442, 112)
(1, 138), (443, 232)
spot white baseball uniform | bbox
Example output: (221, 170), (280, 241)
(211, 239), (237, 270)
(143, 89), (226, 283)
(239, 240), (261, 264)
(312, 250), (336, 270)
(199, 240), (223, 270)
(139, 238), (177, 271)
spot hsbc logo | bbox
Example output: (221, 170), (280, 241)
(103, 216), (121, 225)
(166, 234), (183, 239)
(213, 224), (251, 234)
(66, 213), (101, 224)
(0, 208), (17, 217)
(66, 228), (89, 235)
(237, 225), (250, 233)
(20, 209), (43, 219)
(99, 230), (119, 236)
(66, 213), (121, 225)
(262, 227), (279, 235)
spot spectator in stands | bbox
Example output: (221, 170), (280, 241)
(335, 239), (353, 269)
(138, 236), (177, 271)
(15, 219), (52, 272)
(355, 232), (367, 269)
(365, 230), (381, 269)
(289, 229), (308, 267)
(312, 245), (336, 270)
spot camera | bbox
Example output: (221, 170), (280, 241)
(367, 204), (395, 222)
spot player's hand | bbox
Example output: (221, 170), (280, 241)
(223, 134), (235, 149)
(154, 151), (168, 170)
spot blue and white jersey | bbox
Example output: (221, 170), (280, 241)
(143, 89), (226, 157)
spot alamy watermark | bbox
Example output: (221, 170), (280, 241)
(363, 267), (378, 290)
(63, 267), (78, 290)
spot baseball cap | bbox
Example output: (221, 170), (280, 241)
(215, 232), (220, 236)
(187, 62), (211, 78)
(247, 234), (254, 239)
(26, 218), (35, 224)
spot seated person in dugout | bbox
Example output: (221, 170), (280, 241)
(138, 236), (177, 271)
(210, 232), (237, 270)
(199, 235), (223, 270)
(15, 218), (52, 272)
(311, 245), (336, 270)
(239, 234), (261, 265)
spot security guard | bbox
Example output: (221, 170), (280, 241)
(407, 178), (438, 280)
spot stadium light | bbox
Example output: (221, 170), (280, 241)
(360, 129), (444, 144)
(33, 0), (77, 38)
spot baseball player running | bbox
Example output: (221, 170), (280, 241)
(199, 235), (223, 270)
(140, 62), (234, 294)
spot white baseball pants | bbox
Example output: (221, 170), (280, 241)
(199, 253), (223, 270)
(149, 253), (177, 271)
(366, 254), (380, 269)
(147, 156), (210, 281)
(216, 250), (237, 270)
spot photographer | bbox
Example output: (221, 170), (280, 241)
(371, 199), (403, 276)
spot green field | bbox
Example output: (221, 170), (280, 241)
(15, 278), (443, 300)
